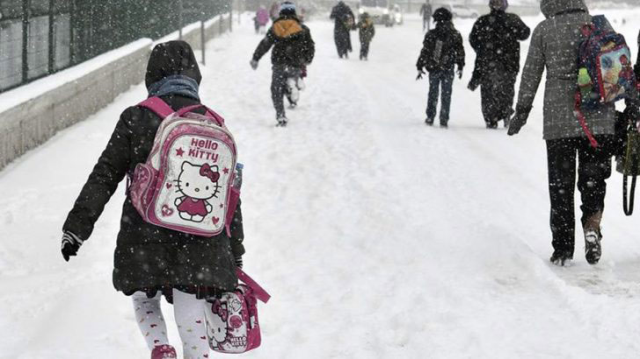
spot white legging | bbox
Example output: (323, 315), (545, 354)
(132, 289), (210, 359)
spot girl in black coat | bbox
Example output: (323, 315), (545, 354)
(61, 41), (245, 359)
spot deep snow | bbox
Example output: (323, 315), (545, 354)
(1, 10), (640, 359)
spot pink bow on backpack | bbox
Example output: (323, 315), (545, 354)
(200, 164), (220, 182)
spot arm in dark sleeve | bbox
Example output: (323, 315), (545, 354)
(417, 33), (433, 70)
(455, 32), (466, 69)
(252, 29), (275, 62)
(511, 15), (531, 41)
(62, 108), (134, 240)
(229, 200), (245, 258)
(469, 19), (482, 52)
(347, 8), (355, 20)
(303, 25), (316, 65)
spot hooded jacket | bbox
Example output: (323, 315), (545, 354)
(469, 9), (530, 74)
(357, 15), (375, 44)
(63, 41), (244, 297)
(417, 20), (465, 73)
(516, 0), (616, 140)
(253, 14), (315, 67)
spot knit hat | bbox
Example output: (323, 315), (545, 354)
(280, 1), (296, 15)
(489, 0), (508, 11)
(432, 7), (452, 22)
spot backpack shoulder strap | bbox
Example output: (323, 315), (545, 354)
(138, 97), (175, 119)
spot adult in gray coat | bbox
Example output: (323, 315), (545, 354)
(507, 0), (615, 266)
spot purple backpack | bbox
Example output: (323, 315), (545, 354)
(129, 97), (240, 237)
(576, 15), (637, 147)
(205, 269), (271, 353)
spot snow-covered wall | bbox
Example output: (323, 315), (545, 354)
(0, 15), (233, 171)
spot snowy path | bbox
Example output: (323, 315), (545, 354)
(2, 12), (640, 359)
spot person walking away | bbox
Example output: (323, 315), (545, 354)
(269, 1), (280, 22)
(60, 40), (246, 359)
(420, 0), (433, 32)
(416, 7), (465, 128)
(330, 1), (356, 59)
(357, 12), (376, 61)
(469, 0), (530, 129)
(256, 6), (270, 34)
(251, 2), (315, 127)
(508, 0), (640, 266)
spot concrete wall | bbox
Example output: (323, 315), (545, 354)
(0, 14), (233, 171)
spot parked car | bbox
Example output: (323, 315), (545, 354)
(392, 4), (403, 25)
(358, 0), (395, 27)
(450, 4), (479, 18)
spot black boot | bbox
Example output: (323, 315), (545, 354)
(550, 250), (573, 267)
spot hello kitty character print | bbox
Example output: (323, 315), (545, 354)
(204, 270), (270, 354)
(208, 302), (229, 346)
(206, 291), (251, 353)
(129, 97), (239, 237)
(174, 162), (221, 222)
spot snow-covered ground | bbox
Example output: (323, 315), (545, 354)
(2, 10), (640, 359)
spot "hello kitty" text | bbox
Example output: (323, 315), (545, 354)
(189, 138), (220, 162)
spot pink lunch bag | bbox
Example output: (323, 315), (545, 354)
(205, 269), (271, 353)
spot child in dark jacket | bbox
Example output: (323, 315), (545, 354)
(416, 8), (465, 127)
(357, 12), (376, 60)
(61, 41), (245, 359)
(251, 1), (315, 126)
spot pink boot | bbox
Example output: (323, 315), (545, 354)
(151, 345), (177, 359)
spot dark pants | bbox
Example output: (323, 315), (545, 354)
(360, 40), (371, 59)
(480, 70), (517, 125)
(546, 136), (614, 256)
(271, 65), (301, 118)
(423, 17), (430, 31)
(334, 28), (352, 58)
(426, 69), (454, 124)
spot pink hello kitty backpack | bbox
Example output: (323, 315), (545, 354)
(129, 97), (240, 237)
(205, 269), (271, 353)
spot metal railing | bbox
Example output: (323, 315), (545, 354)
(0, 0), (231, 93)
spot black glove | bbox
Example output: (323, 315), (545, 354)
(416, 67), (426, 80)
(235, 256), (243, 269)
(61, 231), (84, 262)
(456, 66), (463, 79)
(508, 105), (531, 136)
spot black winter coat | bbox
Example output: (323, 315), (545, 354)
(417, 21), (465, 72)
(330, 2), (355, 53)
(253, 15), (315, 67)
(469, 10), (530, 75)
(63, 41), (245, 299)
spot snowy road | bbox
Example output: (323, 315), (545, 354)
(2, 11), (640, 359)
